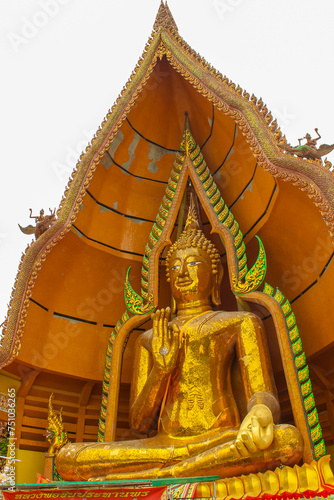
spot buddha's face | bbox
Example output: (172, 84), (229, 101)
(169, 246), (215, 305)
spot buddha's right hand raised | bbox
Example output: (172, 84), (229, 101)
(151, 307), (179, 374)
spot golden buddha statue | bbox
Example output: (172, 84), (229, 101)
(56, 202), (303, 481)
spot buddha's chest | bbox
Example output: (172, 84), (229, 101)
(176, 316), (235, 358)
(173, 323), (236, 384)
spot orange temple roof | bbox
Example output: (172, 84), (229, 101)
(1, 1), (334, 454)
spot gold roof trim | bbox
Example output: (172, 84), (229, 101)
(1, 11), (334, 366)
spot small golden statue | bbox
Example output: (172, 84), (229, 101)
(281, 128), (334, 160)
(19, 208), (56, 240)
(56, 198), (302, 481)
(46, 394), (69, 456)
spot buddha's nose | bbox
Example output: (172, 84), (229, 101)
(179, 260), (189, 276)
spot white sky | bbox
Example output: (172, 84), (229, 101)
(0, 0), (333, 323)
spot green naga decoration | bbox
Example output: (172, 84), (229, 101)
(232, 236), (267, 294)
(124, 267), (154, 315)
(262, 284), (326, 459)
(46, 393), (69, 456)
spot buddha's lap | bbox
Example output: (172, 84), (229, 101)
(57, 423), (301, 473)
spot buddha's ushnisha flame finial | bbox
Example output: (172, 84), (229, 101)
(153, 1), (178, 32)
(165, 194), (221, 279)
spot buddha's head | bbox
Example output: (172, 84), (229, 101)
(165, 200), (223, 308)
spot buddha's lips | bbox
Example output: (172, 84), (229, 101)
(175, 279), (193, 286)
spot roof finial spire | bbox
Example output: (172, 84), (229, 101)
(180, 112), (196, 156)
(153, 1), (178, 33)
(185, 192), (200, 231)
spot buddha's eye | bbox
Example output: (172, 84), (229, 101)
(171, 265), (180, 271)
(187, 260), (200, 267)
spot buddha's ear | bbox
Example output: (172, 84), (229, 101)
(171, 296), (177, 314)
(211, 264), (223, 306)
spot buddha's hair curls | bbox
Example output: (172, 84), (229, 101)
(165, 227), (221, 282)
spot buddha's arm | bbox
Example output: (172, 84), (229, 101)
(129, 338), (169, 434)
(129, 308), (179, 435)
(236, 314), (280, 421)
(229, 315), (280, 456)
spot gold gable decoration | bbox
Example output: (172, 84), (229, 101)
(153, 1), (178, 33)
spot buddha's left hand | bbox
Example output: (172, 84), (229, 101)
(231, 404), (274, 457)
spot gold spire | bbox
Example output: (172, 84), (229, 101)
(180, 112), (196, 156)
(153, 1), (178, 32)
(185, 193), (200, 230)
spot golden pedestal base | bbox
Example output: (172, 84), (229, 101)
(196, 456), (334, 499)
